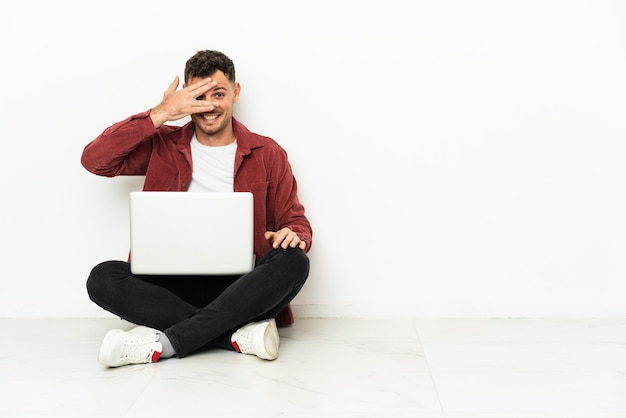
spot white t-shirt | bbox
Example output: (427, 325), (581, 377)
(187, 134), (236, 193)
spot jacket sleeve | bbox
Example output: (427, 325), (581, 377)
(81, 111), (157, 177)
(272, 149), (313, 252)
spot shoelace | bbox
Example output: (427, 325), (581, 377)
(121, 334), (159, 361)
(233, 329), (254, 353)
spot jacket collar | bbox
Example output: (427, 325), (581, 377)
(233, 118), (265, 154)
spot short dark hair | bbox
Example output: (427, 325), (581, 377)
(184, 50), (236, 84)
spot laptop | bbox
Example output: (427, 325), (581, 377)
(129, 191), (255, 275)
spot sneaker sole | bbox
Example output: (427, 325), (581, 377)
(257, 319), (280, 360)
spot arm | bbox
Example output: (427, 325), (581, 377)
(265, 153), (313, 252)
(80, 112), (157, 177)
(81, 77), (217, 177)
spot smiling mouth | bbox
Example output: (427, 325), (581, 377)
(202, 113), (219, 121)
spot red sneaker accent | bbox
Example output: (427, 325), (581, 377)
(231, 341), (241, 353)
(151, 350), (162, 363)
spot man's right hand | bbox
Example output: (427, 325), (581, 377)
(149, 76), (217, 128)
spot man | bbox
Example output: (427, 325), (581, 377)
(81, 50), (312, 367)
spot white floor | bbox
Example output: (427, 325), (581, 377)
(0, 318), (625, 417)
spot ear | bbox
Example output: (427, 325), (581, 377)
(233, 82), (241, 104)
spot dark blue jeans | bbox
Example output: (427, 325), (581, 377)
(86, 247), (309, 357)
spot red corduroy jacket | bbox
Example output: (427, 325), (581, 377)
(81, 110), (312, 326)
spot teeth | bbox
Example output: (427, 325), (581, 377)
(204, 114), (218, 120)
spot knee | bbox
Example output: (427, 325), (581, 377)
(86, 260), (127, 303)
(276, 247), (310, 279)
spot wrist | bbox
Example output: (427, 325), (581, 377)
(149, 107), (167, 129)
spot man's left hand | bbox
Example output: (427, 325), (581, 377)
(265, 228), (307, 250)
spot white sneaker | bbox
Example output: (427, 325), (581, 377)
(98, 327), (162, 368)
(231, 318), (280, 360)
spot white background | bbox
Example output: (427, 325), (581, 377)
(1, 0), (625, 318)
